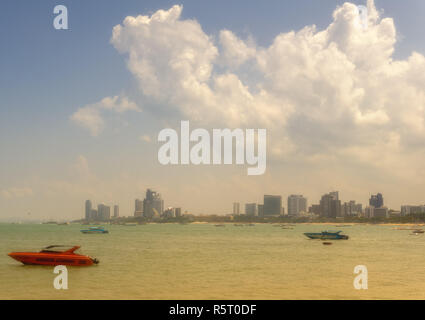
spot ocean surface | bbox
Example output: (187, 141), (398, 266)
(1, 223), (425, 300)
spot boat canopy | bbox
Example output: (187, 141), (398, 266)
(40, 245), (80, 253)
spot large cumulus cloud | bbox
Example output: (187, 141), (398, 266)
(102, 1), (425, 184)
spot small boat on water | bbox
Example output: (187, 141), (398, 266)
(323, 242), (333, 245)
(413, 229), (424, 234)
(304, 231), (349, 240)
(8, 245), (99, 266)
(80, 226), (109, 234)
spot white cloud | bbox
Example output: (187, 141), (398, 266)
(219, 30), (256, 68)
(108, 1), (425, 184)
(71, 95), (140, 136)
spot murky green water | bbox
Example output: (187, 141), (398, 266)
(1, 223), (425, 299)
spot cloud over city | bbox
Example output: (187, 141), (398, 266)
(103, 1), (425, 183)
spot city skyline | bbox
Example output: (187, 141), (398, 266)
(2, 0), (425, 220)
(78, 188), (424, 221)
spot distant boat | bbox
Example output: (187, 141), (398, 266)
(323, 242), (333, 245)
(304, 231), (349, 240)
(80, 226), (109, 234)
(413, 229), (424, 234)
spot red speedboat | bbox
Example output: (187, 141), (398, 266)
(8, 245), (99, 266)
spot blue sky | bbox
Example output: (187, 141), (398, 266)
(1, 1), (425, 220)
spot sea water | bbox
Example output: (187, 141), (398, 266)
(1, 223), (425, 299)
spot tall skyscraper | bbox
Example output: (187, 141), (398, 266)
(245, 203), (257, 216)
(98, 204), (104, 220)
(233, 202), (240, 215)
(342, 201), (362, 216)
(369, 193), (384, 208)
(287, 195), (307, 216)
(175, 207), (182, 217)
(320, 192), (341, 218)
(97, 204), (111, 221)
(90, 209), (98, 220)
(85, 200), (92, 220)
(113, 205), (119, 218)
(143, 189), (164, 218)
(263, 195), (282, 216)
(134, 199), (143, 217)
(258, 204), (264, 217)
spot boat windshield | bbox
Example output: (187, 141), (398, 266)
(40, 245), (78, 253)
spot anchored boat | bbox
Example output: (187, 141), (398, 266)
(8, 245), (99, 266)
(80, 226), (109, 234)
(304, 230), (349, 240)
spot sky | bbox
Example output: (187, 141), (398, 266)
(1, 0), (425, 221)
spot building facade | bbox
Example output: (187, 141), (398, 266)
(263, 195), (282, 216)
(113, 205), (119, 218)
(85, 200), (92, 220)
(287, 195), (307, 216)
(245, 203), (258, 216)
(134, 199), (143, 217)
(233, 202), (240, 215)
(143, 189), (164, 218)
(369, 193), (384, 208)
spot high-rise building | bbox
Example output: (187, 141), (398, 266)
(258, 204), (264, 217)
(342, 201), (362, 216)
(134, 199), (143, 217)
(143, 189), (164, 218)
(401, 205), (425, 216)
(263, 195), (282, 216)
(98, 204), (104, 220)
(175, 207), (182, 217)
(373, 207), (388, 218)
(85, 200), (92, 220)
(320, 192), (340, 218)
(287, 195), (307, 216)
(90, 209), (98, 220)
(245, 203), (257, 216)
(329, 191), (339, 200)
(233, 202), (240, 215)
(369, 193), (383, 208)
(113, 205), (119, 218)
(365, 206), (374, 218)
(97, 204), (110, 221)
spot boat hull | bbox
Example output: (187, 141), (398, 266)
(304, 232), (349, 240)
(8, 252), (96, 266)
(80, 230), (109, 234)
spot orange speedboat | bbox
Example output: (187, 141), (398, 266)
(8, 245), (99, 266)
